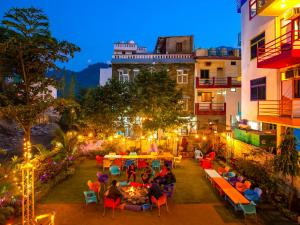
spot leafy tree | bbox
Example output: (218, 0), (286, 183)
(131, 70), (187, 133)
(0, 7), (80, 142)
(68, 73), (76, 100)
(79, 79), (133, 137)
(274, 128), (299, 210)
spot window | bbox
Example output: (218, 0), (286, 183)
(250, 77), (266, 101)
(249, 0), (257, 20)
(294, 80), (300, 98)
(177, 69), (188, 84)
(133, 69), (140, 78)
(250, 32), (265, 59)
(118, 69), (129, 82)
(231, 61), (236, 65)
(180, 98), (189, 111)
(200, 92), (213, 102)
(205, 62), (211, 66)
(176, 42), (183, 52)
(200, 70), (209, 79)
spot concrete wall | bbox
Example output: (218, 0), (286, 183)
(240, 2), (279, 123)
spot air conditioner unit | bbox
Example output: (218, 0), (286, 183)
(284, 7), (300, 20)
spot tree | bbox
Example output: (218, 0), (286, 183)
(0, 7), (80, 143)
(274, 128), (299, 210)
(67, 73), (76, 100)
(131, 70), (187, 134)
(79, 79), (133, 137)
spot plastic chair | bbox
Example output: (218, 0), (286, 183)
(238, 201), (257, 223)
(83, 190), (98, 206)
(137, 159), (148, 169)
(113, 159), (123, 169)
(217, 167), (225, 175)
(103, 197), (121, 217)
(236, 181), (252, 192)
(163, 183), (175, 198)
(152, 160), (161, 171)
(194, 149), (203, 161)
(200, 159), (212, 169)
(206, 152), (216, 161)
(173, 155), (182, 167)
(103, 159), (111, 171)
(96, 155), (104, 168)
(151, 193), (169, 216)
(164, 160), (173, 168)
(124, 160), (133, 169)
(109, 165), (121, 176)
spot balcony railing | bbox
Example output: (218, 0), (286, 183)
(113, 53), (193, 59)
(257, 30), (300, 69)
(196, 77), (241, 88)
(195, 103), (226, 115)
(255, 0), (300, 16)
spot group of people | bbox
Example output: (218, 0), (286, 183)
(105, 162), (176, 205)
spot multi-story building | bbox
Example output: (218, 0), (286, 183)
(237, 0), (300, 146)
(111, 36), (197, 134)
(194, 47), (241, 131)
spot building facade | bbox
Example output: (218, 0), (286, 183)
(237, 0), (300, 145)
(194, 47), (241, 131)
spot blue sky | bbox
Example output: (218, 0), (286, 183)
(0, 0), (240, 71)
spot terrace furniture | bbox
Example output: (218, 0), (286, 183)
(211, 177), (233, 196)
(200, 159), (212, 169)
(109, 165), (121, 176)
(236, 181), (252, 192)
(194, 149), (203, 161)
(113, 159), (123, 169)
(96, 155), (104, 168)
(238, 201), (257, 223)
(244, 188), (262, 203)
(103, 197), (121, 217)
(137, 159), (148, 169)
(173, 155), (182, 167)
(164, 160), (173, 168)
(163, 183), (175, 198)
(204, 169), (221, 184)
(152, 160), (161, 171)
(205, 151), (216, 161)
(103, 159), (112, 171)
(124, 160), (134, 169)
(87, 180), (101, 199)
(83, 190), (98, 206)
(151, 194), (169, 216)
(129, 152), (138, 156)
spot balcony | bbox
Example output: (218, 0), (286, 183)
(257, 99), (300, 126)
(195, 103), (226, 115)
(257, 31), (300, 69)
(256, 0), (300, 16)
(195, 77), (241, 89)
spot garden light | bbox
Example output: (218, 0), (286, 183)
(202, 136), (207, 141)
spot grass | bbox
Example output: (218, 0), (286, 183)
(41, 158), (219, 204)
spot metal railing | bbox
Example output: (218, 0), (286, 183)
(258, 99), (300, 118)
(195, 103), (226, 115)
(112, 53), (194, 59)
(196, 77), (241, 88)
(258, 30), (300, 64)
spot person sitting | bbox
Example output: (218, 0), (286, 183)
(163, 168), (176, 185)
(148, 179), (163, 205)
(141, 164), (152, 184)
(153, 163), (168, 185)
(105, 180), (123, 201)
(126, 164), (136, 183)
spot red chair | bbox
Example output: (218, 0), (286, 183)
(103, 197), (121, 217)
(137, 159), (148, 169)
(200, 159), (212, 169)
(113, 159), (123, 169)
(151, 194), (169, 216)
(130, 182), (143, 187)
(96, 155), (104, 168)
(236, 181), (252, 192)
(206, 152), (216, 161)
(87, 180), (101, 199)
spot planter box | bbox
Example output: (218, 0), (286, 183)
(233, 128), (276, 147)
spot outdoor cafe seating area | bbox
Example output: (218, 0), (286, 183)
(197, 149), (262, 222)
(84, 151), (180, 216)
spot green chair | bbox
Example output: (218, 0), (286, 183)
(83, 190), (98, 206)
(110, 165), (121, 176)
(238, 201), (257, 223)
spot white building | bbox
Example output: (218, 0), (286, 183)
(237, 0), (300, 145)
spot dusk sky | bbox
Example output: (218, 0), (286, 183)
(0, 0), (241, 71)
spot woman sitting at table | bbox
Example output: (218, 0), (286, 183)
(141, 164), (152, 184)
(105, 180), (123, 201)
(126, 164), (137, 183)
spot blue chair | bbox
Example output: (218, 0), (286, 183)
(152, 160), (161, 171)
(110, 165), (121, 176)
(238, 201), (257, 223)
(83, 190), (98, 205)
(124, 160), (133, 169)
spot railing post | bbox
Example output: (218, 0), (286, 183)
(212, 77), (215, 86)
(224, 103), (226, 113)
(210, 103), (213, 112)
(228, 77), (232, 87)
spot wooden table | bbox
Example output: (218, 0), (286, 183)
(204, 169), (221, 178)
(211, 177), (233, 195)
(223, 188), (250, 211)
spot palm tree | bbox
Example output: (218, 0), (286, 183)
(52, 128), (79, 168)
(274, 128), (299, 210)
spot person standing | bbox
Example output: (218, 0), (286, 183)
(126, 164), (136, 183)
